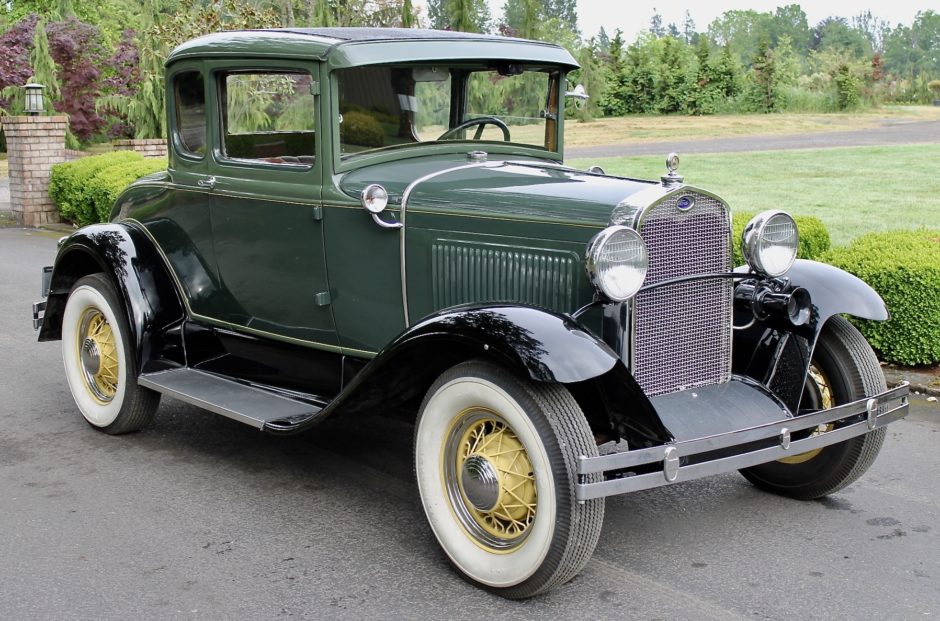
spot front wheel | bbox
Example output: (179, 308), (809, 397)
(740, 315), (886, 499)
(62, 273), (159, 434)
(414, 361), (604, 599)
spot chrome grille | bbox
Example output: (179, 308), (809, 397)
(633, 192), (732, 396)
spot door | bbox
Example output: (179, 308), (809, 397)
(207, 64), (337, 348)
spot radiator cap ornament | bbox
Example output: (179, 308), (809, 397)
(661, 152), (684, 188)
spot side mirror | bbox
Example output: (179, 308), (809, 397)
(565, 84), (589, 110)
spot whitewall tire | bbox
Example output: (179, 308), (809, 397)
(415, 361), (604, 599)
(61, 274), (159, 434)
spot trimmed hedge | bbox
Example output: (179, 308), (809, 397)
(50, 152), (166, 226)
(732, 211), (831, 265)
(824, 229), (940, 366)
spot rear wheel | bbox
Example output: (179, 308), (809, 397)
(740, 316), (886, 499)
(414, 361), (604, 599)
(62, 274), (159, 434)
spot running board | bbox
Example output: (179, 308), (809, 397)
(138, 368), (323, 431)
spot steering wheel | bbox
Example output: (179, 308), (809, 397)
(438, 116), (511, 142)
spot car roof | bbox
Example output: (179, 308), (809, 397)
(166, 27), (579, 70)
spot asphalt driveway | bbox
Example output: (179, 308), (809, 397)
(566, 118), (940, 158)
(1, 227), (938, 619)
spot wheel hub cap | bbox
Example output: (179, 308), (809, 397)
(460, 455), (500, 511)
(81, 338), (101, 375)
(445, 412), (538, 550)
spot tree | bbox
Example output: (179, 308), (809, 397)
(428, 0), (489, 33)
(656, 36), (691, 113)
(400, 0), (416, 28)
(500, 0), (539, 38)
(812, 17), (870, 59)
(749, 35), (777, 111)
(682, 10), (696, 45)
(649, 8), (664, 38)
(30, 18), (60, 110)
(97, 0), (280, 139)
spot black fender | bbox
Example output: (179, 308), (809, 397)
(733, 259), (887, 412)
(277, 304), (673, 446)
(38, 223), (186, 374)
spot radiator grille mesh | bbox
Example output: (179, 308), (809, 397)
(431, 241), (576, 312)
(633, 193), (733, 396)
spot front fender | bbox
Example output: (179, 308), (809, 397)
(396, 304), (619, 383)
(787, 259), (887, 322)
(39, 223), (185, 373)
(733, 259), (888, 412)
(276, 304), (673, 445)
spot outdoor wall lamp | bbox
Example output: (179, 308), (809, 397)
(24, 83), (45, 116)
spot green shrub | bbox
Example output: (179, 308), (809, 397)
(51, 152), (143, 225)
(824, 230), (940, 366)
(731, 211), (831, 266)
(89, 159), (167, 223)
(340, 110), (384, 148)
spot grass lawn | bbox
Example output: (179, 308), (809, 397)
(0, 153), (7, 178)
(569, 143), (940, 246)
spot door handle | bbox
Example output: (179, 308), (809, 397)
(197, 176), (217, 190)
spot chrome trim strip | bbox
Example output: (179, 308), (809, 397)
(398, 161), (494, 327)
(575, 382), (909, 500)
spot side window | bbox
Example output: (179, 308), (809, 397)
(175, 71), (206, 157)
(220, 72), (316, 166)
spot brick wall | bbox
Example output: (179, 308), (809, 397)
(0, 115), (67, 227)
(113, 138), (168, 159)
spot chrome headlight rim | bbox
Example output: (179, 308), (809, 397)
(742, 210), (799, 278)
(585, 225), (649, 303)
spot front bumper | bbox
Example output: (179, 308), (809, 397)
(32, 266), (53, 331)
(576, 382), (909, 501)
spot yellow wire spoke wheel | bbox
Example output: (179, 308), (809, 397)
(77, 309), (120, 403)
(778, 363), (834, 465)
(415, 362), (604, 596)
(444, 411), (537, 549)
(62, 273), (159, 434)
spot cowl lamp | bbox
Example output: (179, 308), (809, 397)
(24, 83), (46, 116)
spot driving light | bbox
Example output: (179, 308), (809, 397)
(586, 226), (648, 302)
(361, 184), (389, 214)
(742, 210), (799, 277)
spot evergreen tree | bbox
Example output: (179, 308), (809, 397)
(649, 8), (665, 38)
(656, 36), (690, 113)
(30, 19), (60, 112)
(683, 10), (696, 45)
(606, 28), (624, 74)
(429, 0), (488, 33)
(750, 35), (777, 111)
(401, 0), (416, 28)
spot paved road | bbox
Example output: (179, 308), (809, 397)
(566, 118), (940, 159)
(1, 227), (938, 619)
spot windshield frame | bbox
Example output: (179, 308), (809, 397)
(329, 62), (568, 173)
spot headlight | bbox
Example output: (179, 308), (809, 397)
(742, 210), (799, 277)
(585, 226), (648, 302)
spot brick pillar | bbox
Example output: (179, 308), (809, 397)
(0, 115), (67, 227)
(113, 138), (168, 159)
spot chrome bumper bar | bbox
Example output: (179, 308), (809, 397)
(576, 382), (910, 501)
(32, 266), (53, 331)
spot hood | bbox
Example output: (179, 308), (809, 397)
(339, 155), (656, 227)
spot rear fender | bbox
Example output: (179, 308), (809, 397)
(39, 223), (185, 373)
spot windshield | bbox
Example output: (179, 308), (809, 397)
(336, 64), (560, 157)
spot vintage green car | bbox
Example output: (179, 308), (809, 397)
(34, 28), (909, 598)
